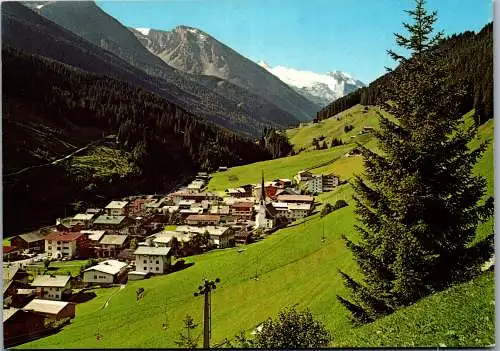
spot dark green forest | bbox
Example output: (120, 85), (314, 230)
(2, 46), (290, 234)
(316, 23), (493, 125)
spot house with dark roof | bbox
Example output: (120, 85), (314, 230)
(3, 308), (46, 348)
(92, 215), (128, 230)
(98, 235), (129, 257)
(10, 231), (46, 252)
(3, 246), (20, 261)
(186, 214), (221, 226)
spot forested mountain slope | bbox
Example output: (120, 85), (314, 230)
(2, 46), (272, 234)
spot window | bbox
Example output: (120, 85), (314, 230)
(57, 241), (61, 244)
(94, 275), (97, 279)
(143, 260), (147, 264)
(57, 247), (61, 250)
(156, 260), (159, 264)
(48, 246), (52, 250)
(156, 267), (159, 271)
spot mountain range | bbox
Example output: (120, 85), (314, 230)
(257, 61), (365, 106)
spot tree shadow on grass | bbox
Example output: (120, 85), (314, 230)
(69, 291), (97, 303)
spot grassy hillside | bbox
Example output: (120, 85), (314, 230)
(286, 105), (383, 152)
(21, 107), (494, 348)
(334, 270), (495, 347)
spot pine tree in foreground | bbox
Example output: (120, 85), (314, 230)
(337, 0), (494, 324)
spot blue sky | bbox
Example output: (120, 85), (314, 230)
(96, 0), (492, 84)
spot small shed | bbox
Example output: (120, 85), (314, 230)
(128, 271), (149, 281)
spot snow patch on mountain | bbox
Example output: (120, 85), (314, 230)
(135, 27), (151, 36)
(257, 61), (365, 106)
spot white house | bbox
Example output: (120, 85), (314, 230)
(307, 174), (339, 194)
(287, 203), (312, 219)
(83, 260), (128, 285)
(44, 232), (85, 259)
(175, 226), (234, 248)
(31, 275), (71, 301)
(134, 246), (172, 274)
(104, 201), (129, 216)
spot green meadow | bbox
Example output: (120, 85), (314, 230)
(21, 107), (494, 348)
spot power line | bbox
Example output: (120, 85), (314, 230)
(193, 277), (220, 348)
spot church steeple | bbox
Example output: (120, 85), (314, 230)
(260, 171), (266, 204)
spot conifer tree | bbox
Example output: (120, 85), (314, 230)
(337, 0), (494, 323)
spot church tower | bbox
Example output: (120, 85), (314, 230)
(255, 171), (268, 229)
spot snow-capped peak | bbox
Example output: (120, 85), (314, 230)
(135, 28), (151, 36)
(257, 61), (365, 106)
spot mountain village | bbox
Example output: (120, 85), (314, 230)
(3, 168), (340, 345)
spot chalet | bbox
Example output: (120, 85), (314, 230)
(180, 208), (204, 218)
(186, 214), (221, 226)
(4, 308), (46, 348)
(287, 203), (312, 219)
(98, 235), (129, 257)
(44, 231), (86, 259)
(276, 195), (314, 204)
(83, 259), (128, 285)
(175, 226), (234, 248)
(23, 299), (76, 322)
(31, 275), (71, 301)
(230, 202), (254, 220)
(178, 199), (197, 209)
(10, 231), (46, 252)
(104, 201), (129, 216)
(233, 225), (254, 245)
(71, 213), (94, 228)
(134, 246), (172, 274)
(93, 215), (128, 230)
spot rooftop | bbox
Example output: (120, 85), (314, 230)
(43, 231), (83, 242)
(3, 308), (19, 322)
(81, 230), (107, 242)
(23, 299), (72, 315)
(15, 231), (46, 243)
(85, 260), (127, 275)
(105, 201), (129, 209)
(31, 275), (71, 287)
(134, 246), (172, 256)
(94, 215), (126, 225)
(72, 213), (95, 221)
(276, 195), (314, 202)
(99, 235), (128, 246)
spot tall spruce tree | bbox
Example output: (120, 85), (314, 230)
(337, 0), (494, 324)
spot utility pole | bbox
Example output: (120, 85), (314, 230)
(194, 278), (220, 348)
